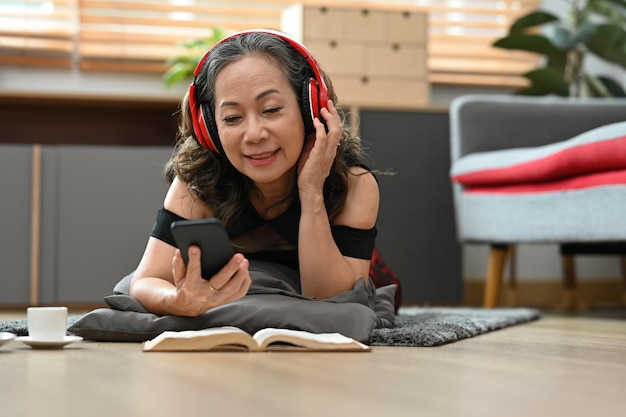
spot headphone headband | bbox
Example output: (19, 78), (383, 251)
(188, 29), (329, 153)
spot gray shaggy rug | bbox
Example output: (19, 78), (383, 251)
(368, 307), (540, 347)
(1, 307), (539, 347)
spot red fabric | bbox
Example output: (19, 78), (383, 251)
(453, 135), (626, 187)
(464, 168), (626, 194)
(369, 248), (402, 313)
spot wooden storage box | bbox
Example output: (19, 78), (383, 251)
(281, 4), (429, 109)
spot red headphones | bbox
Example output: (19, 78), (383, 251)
(188, 29), (330, 153)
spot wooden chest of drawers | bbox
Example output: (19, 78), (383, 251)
(282, 4), (429, 109)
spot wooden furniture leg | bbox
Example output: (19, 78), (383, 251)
(620, 256), (626, 306)
(30, 144), (41, 306)
(484, 244), (510, 308)
(557, 242), (626, 310)
(557, 254), (578, 310)
(506, 244), (517, 307)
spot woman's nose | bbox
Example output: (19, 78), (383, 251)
(243, 116), (268, 143)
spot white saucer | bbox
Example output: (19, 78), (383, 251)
(16, 335), (83, 349)
(0, 332), (16, 347)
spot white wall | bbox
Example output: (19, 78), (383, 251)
(464, 245), (623, 281)
(0, 66), (188, 98)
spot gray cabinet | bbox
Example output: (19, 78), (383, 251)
(1, 144), (172, 305)
(48, 145), (172, 304)
(0, 145), (34, 305)
(359, 109), (462, 304)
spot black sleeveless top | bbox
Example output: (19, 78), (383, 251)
(150, 198), (376, 272)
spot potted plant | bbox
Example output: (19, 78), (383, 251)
(163, 28), (226, 88)
(493, 0), (626, 97)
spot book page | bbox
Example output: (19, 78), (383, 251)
(252, 328), (371, 351)
(143, 326), (259, 352)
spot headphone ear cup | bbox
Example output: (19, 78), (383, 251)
(199, 105), (222, 153)
(302, 77), (319, 133)
(194, 106), (211, 150)
(189, 83), (221, 153)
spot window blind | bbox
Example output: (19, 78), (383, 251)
(2, 0), (541, 87)
(77, 0), (285, 72)
(0, 0), (75, 67)
(425, 0), (540, 87)
(77, 0), (540, 87)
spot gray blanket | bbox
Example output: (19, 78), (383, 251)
(68, 260), (397, 343)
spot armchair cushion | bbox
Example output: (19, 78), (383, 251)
(451, 121), (626, 188)
(463, 169), (626, 194)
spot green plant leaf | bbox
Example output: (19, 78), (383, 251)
(493, 34), (564, 55)
(585, 74), (612, 96)
(570, 22), (600, 46)
(162, 27), (227, 88)
(599, 0), (626, 10)
(585, 23), (626, 68)
(210, 27), (226, 43)
(587, 74), (626, 96)
(546, 26), (575, 50)
(508, 10), (559, 34)
(522, 68), (570, 96)
(585, 0), (626, 25)
(163, 62), (195, 88)
(545, 54), (568, 73)
(514, 85), (548, 95)
(166, 54), (195, 65)
(180, 39), (204, 49)
(495, 1), (626, 98)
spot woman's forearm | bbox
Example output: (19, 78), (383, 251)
(297, 195), (356, 299)
(130, 277), (184, 316)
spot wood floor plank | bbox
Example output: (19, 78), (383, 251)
(1, 311), (625, 417)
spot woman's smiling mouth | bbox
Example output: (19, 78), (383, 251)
(246, 149), (280, 165)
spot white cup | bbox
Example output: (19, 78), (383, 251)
(27, 307), (68, 341)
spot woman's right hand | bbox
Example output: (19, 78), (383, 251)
(170, 246), (251, 317)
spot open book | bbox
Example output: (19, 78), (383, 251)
(142, 326), (371, 352)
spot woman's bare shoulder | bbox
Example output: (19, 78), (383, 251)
(335, 166), (379, 229)
(163, 176), (213, 219)
(348, 166), (379, 198)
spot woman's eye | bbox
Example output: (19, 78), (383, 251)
(264, 107), (282, 115)
(223, 116), (241, 124)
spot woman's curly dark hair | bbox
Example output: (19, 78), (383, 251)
(164, 31), (371, 228)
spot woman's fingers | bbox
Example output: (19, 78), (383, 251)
(207, 253), (246, 289)
(322, 100), (341, 147)
(186, 245), (203, 279)
(313, 101), (341, 156)
(212, 256), (251, 301)
(298, 101), (342, 196)
(171, 249), (250, 315)
(172, 249), (187, 286)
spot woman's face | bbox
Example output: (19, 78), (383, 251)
(213, 54), (305, 188)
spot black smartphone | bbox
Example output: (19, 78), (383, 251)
(170, 218), (234, 280)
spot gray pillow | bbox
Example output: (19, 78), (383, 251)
(69, 261), (396, 343)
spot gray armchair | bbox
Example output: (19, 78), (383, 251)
(449, 95), (626, 308)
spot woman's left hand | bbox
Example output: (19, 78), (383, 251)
(297, 100), (342, 201)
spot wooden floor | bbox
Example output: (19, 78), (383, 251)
(1, 309), (625, 417)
